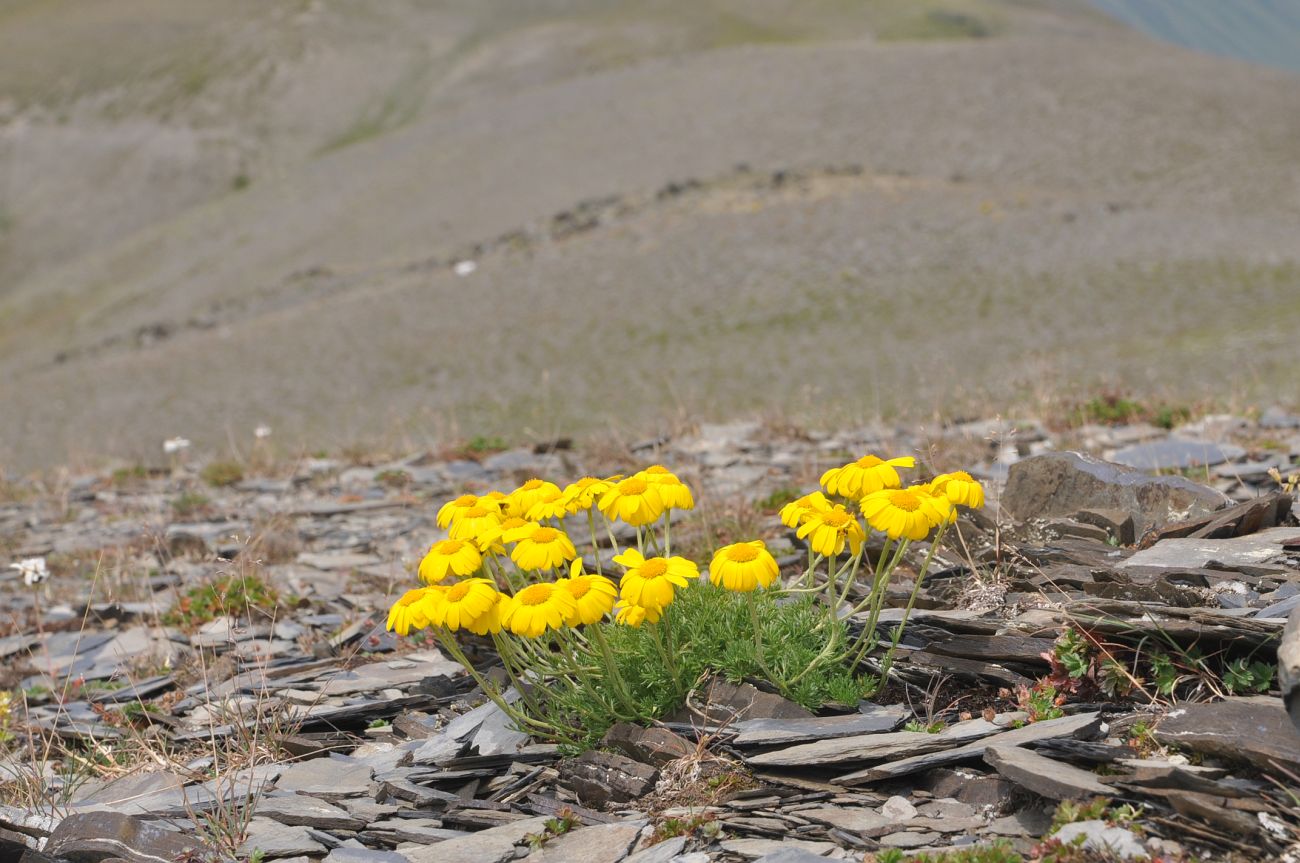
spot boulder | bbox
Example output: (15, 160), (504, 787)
(1002, 452), (1228, 535)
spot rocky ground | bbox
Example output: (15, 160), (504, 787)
(2, 410), (1300, 862)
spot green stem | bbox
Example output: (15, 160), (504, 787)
(747, 592), (777, 684)
(587, 510), (603, 576)
(878, 524), (948, 678)
(591, 624), (639, 716)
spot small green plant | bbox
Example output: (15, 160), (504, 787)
(375, 469), (411, 489)
(466, 435), (507, 454)
(1053, 628), (1091, 680)
(165, 573), (279, 628)
(651, 811), (720, 845)
(1075, 394), (1145, 426)
(1050, 797), (1112, 832)
(904, 719), (947, 734)
(201, 461), (244, 488)
(1151, 404), (1190, 430)
(525, 807), (580, 849)
(1223, 658), (1274, 694)
(367, 718), (389, 729)
(876, 840), (1022, 862)
(1015, 682), (1065, 723)
(1149, 651), (1180, 696)
(171, 491), (212, 518)
(111, 465), (149, 486)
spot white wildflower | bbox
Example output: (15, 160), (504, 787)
(10, 557), (48, 587)
(163, 437), (191, 454)
(453, 260), (477, 277)
(254, 425), (272, 439)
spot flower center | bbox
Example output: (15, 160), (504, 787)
(566, 578), (591, 599)
(454, 494), (478, 507)
(889, 490), (922, 512)
(437, 540), (465, 554)
(397, 588), (427, 607)
(640, 559), (668, 579)
(462, 506), (491, 518)
(644, 465), (669, 475)
(823, 510), (852, 528)
(445, 582), (472, 602)
(726, 545), (761, 563)
(855, 455), (884, 468)
(520, 478), (543, 491)
(500, 517), (527, 530)
(516, 583), (554, 606)
(620, 477), (648, 495)
(531, 527), (559, 543)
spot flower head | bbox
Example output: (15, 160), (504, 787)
(779, 492), (832, 529)
(437, 494), (499, 529)
(562, 476), (620, 514)
(500, 582), (577, 638)
(557, 561), (618, 625)
(463, 593), (504, 636)
(419, 578), (500, 632)
(821, 455), (915, 499)
(930, 471), (985, 510)
(599, 476), (665, 526)
(10, 557), (48, 587)
(387, 587), (434, 636)
(163, 437), (191, 454)
(506, 479), (562, 519)
(709, 541), (779, 592)
(417, 539), (482, 584)
(509, 525), (578, 572)
(448, 505), (505, 551)
(638, 465), (695, 511)
(795, 506), (866, 557)
(525, 485), (570, 521)
(614, 548), (695, 610)
(860, 485), (954, 541)
(614, 601), (662, 627)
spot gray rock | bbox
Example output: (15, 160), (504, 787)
(731, 705), (905, 746)
(799, 805), (892, 837)
(560, 750), (659, 807)
(1112, 438), (1245, 471)
(984, 745), (1112, 799)
(254, 794), (367, 830)
(1053, 820), (1147, 860)
(240, 819), (329, 858)
(752, 849), (838, 863)
(1154, 697), (1300, 771)
(879, 831), (939, 848)
(746, 716), (1002, 768)
(623, 835), (687, 863)
(1002, 452), (1228, 534)
(880, 796), (918, 821)
(325, 848), (414, 863)
(274, 756), (374, 799)
(1281, 608), (1300, 731)
(719, 838), (837, 859)
(401, 815), (552, 863)
(520, 821), (644, 863)
(1120, 527), (1300, 571)
(45, 812), (204, 863)
(602, 724), (694, 767)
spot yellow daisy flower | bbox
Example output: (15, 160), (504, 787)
(795, 506), (866, 557)
(562, 476), (621, 514)
(709, 540), (779, 592)
(500, 582), (578, 638)
(599, 476), (665, 526)
(475, 514), (530, 555)
(930, 471), (985, 510)
(464, 592), (504, 636)
(506, 479), (562, 519)
(614, 601), (661, 627)
(779, 491), (832, 529)
(386, 588), (433, 636)
(614, 548), (695, 610)
(437, 493), (494, 528)
(557, 561), (618, 625)
(638, 465), (695, 511)
(860, 485), (954, 541)
(525, 485), (570, 521)
(417, 539), (482, 584)
(509, 525), (578, 571)
(419, 578), (499, 632)
(820, 455), (916, 499)
(448, 505), (504, 551)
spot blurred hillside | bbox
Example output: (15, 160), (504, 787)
(1, 0), (1298, 468)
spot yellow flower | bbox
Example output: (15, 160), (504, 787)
(509, 525), (578, 571)
(387, 588), (434, 636)
(562, 476), (620, 514)
(448, 505), (504, 551)
(930, 471), (985, 510)
(860, 485), (953, 541)
(476, 515), (531, 555)
(437, 493), (497, 528)
(599, 476), (665, 526)
(795, 506), (866, 557)
(638, 465), (695, 511)
(419, 578), (499, 632)
(614, 601), (662, 627)
(500, 582), (577, 638)
(709, 540), (779, 592)
(506, 479), (562, 518)
(417, 539), (482, 584)
(820, 455), (916, 499)
(525, 485), (570, 521)
(557, 561), (618, 625)
(464, 592), (504, 636)
(614, 548), (695, 610)
(779, 491), (832, 529)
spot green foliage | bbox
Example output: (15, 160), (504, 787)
(165, 573), (279, 628)
(650, 811), (720, 845)
(201, 460), (244, 488)
(1223, 658), (1274, 694)
(1050, 797), (1112, 832)
(171, 491), (211, 518)
(544, 584), (872, 748)
(1053, 628), (1091, 680)
(876, 840), (1022, 862)
(467, 435), (507, 454)
(1015, 682), (1064, 723)
(756, 486), (800, 512)
(904, 719), (947, 734)
(1149, 651), (1179, 696)
(525, 807), (580, 850)
(111, 465), (149, 486)
(375, 469), (411, 489)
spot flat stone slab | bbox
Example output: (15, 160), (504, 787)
(732, 705), (906, 746)
(799, 805), (893, 837)
(1054, 821), (1147, 860)
(401, 816), (552, 863)
(746, 716), (1002, 768)
(1112, 439), (1245, 471)
(520, 821), (644, 863)
(720, 838), (837, 859)
(274, 757), (374, 799)
(1155, 698), (1300, 772)
(984, 745), (1113, 799)
(1119, 527), (1300, 571)
(240, 819), (328, 858)
(45, 812), (204, 863)
(834, 712), (1102, 784)
(254, 793), (367, 830)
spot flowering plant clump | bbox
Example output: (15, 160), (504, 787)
(386, 457), (983, 748)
